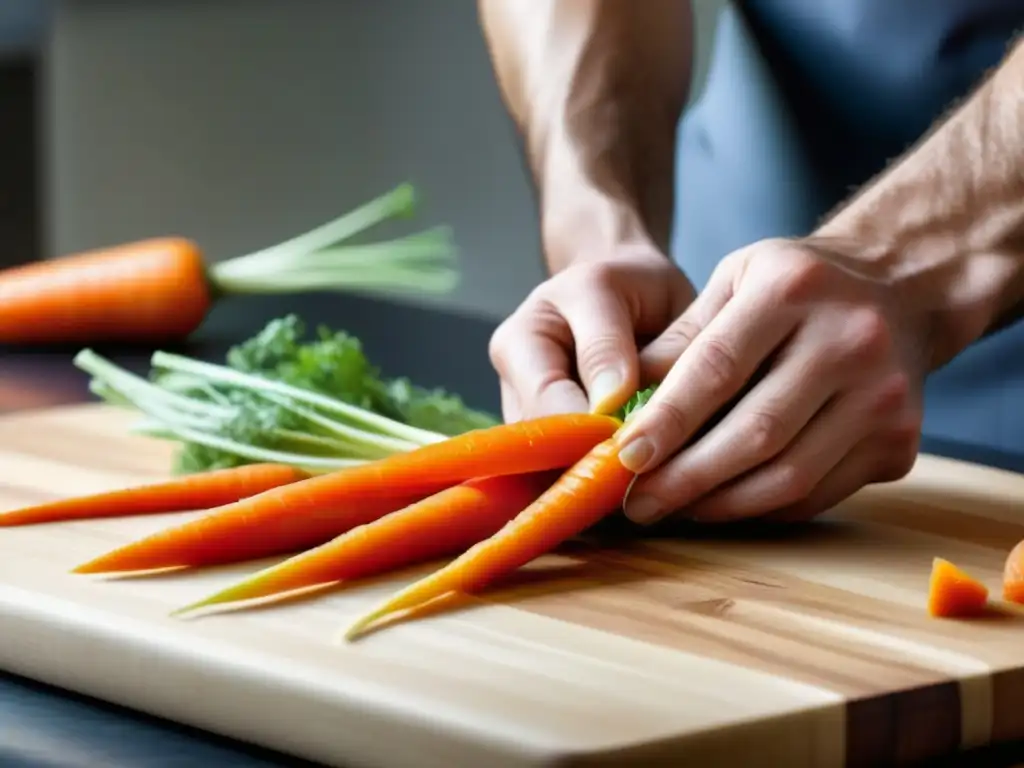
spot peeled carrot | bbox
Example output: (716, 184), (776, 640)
(0, 238), (211, 345)
(0, 463), (310, 527)
(71, 413), (621, 575)
(1002, 539), (1024, 604)
(0, 184), (459, 346)
(170, 471), (557, 616)
(342, 436), (635, 640)
(927, 557), (989, 618)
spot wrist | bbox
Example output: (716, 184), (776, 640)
(809, 225), (1024, 370)
(539, 132), (676, 273)
(541, 175), (666, 274)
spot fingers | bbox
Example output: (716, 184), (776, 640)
(559, 288), (640, 415)
(623, 342), (837, 523)
(638, 269), (733, 383)
(499, 380), (522, 424)
(489, 307), (589, 418)
(615, 282), (801, 476)
(759, 441), (886, 524)
(681, 372), (910, 523)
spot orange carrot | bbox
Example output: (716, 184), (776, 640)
(0, 238), (210, 345)
(0, 184), (458, 346)
(927, 557), (989, 618)
(71, 413), (621, 575)
(170, 471), (558, 616)
(342, 437), (635, 640)
(1003, 540), (1024, 604)
(0, 463), (310, 527)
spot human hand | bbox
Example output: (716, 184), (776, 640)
(615, 237), (930, 526)
(488, 245), (695, 423)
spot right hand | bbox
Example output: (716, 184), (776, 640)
(489, 243), (695, 423)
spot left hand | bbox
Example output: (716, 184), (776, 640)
(614, 236), (931, 526)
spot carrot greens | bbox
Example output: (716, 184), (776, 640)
(206, 184), (460, 299)
(75, 314), (499, 475)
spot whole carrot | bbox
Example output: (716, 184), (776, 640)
(170, 471), (558, 617)
(72, 413), (621, 575)
(0, 184), (458, 346)
(341, 436), (635, 641)
(0, 238), (211, 345)
(0, 463), (310, 527)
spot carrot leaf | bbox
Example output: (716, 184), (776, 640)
(616, 385), (658, 423)
(75, 314), (500, 475)
(207, 184), (461, 300)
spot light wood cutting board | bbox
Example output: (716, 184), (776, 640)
(3, 404), (1024, 767)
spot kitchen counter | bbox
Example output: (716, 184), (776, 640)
(3, 292), (1024, 768)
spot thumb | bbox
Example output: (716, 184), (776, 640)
(560, 291), (639, 415)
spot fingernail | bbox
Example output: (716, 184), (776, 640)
(588, 369), (623, 413)
(625, 494), (665, 525)
(617, 437), (656, 473)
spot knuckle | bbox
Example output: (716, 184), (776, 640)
(575, 260), (619, 292)
(576, 333), (627, 376)
(532, 371), (581, 410)
(771, 462), (815, 505)
(663, 317), (703, 349)
(743, 409), (789, 461)
(870, 372), (911, 415)
(487, 321), (514, 369)
(770, 251), (831, 304)
(648, 398), (691, 442)
(695, 337), (741, 391)
(842, 306), (892, 362)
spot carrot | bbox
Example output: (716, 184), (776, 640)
(0, 238), (211, 345)
(341, 436), (635, 640)
(1002, 539), (1024, 604)
(0, 184), (459, 346)
(0, 463), (310, 527)
(170, 471), (558, 616)
(927, 557), (989, 618)
(71, 413), (621, 575)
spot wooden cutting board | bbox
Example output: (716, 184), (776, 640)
(3, 404), (1024, 768)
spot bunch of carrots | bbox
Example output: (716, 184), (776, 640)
(0, 183), (459, 346)
(0, 379), (1014, 633)
(1, 390), (647, 640)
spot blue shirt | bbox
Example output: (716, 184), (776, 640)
(671, 0), (1024, 454)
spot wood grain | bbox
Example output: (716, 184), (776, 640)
(2, 404), (1024, 767)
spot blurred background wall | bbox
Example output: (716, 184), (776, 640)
(1, 0), (724, 321)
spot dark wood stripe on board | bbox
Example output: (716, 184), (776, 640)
(497, 535), (1015, 766)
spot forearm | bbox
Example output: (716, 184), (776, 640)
(817, 37), (1024, 369)
(478, 0), (693, 269)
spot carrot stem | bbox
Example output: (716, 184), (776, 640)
(75, 349), (447, 471)
(209, 184), (417, 279)
(341, 436), (635, 641)
(170, 472), (556, 617)
(135, 419), (366, 473)
(148, 352), (445, 446)
(211, 226), (459, 297)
